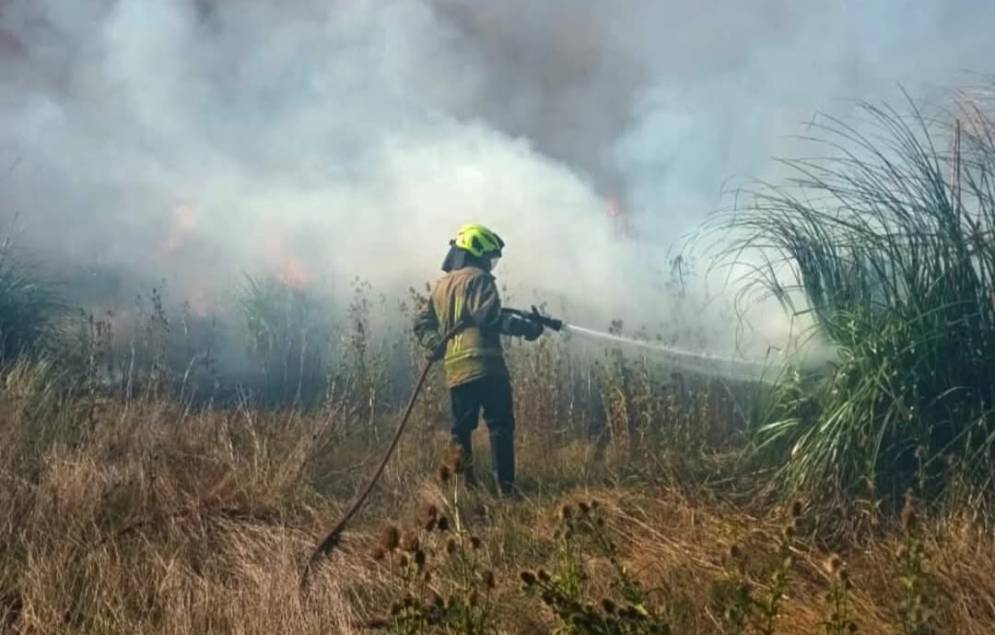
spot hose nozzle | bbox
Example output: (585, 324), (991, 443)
(527, 305), (563, 331)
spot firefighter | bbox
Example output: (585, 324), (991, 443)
(414, 224), (545, 496)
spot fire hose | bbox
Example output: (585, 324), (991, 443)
(300, 307), (562, 590)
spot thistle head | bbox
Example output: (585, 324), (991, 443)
(449, 444), (465, 472)
(901, 489), (920, 533)
(399, 530), (420, 553)
(560, 504), (574, 523)
(378, 525), (401, 552)
(823, 553), (845, 580)
(436, 464), (451, 484)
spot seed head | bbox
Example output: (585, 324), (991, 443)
(446, 538), (458, 556)
(436, 465), (451, 484)
(413, 549), (426, 569)
(430, 591), (444, 609)
(482, 570), (495, 589)
(901, 491), (919, 533)
(601, 598), (618, 614)
(449, 445), (464, 472)
(420, 504), (439, 530)
(560, 504), (574, 522)
(578, 501), (591, 515)
(823, 553), (844, 577)
(790, 500), (804, 519)
(398, 554), (409, 569)
(370, 546), (387, 561)
(400, 530), (420, 553)
(436, 516), (450, 532)
(379, 526), (401, 552)
(520, 571), (537, 586)
(727, 543), (743, 561)
(469, 535), (482, 550)
(537, 568), (551, 582)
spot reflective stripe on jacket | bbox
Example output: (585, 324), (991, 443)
(413, 266), (508, 388)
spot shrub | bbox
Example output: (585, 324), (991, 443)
(726, 95), (995, 504)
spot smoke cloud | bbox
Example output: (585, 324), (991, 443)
(2, 0), (994, 353)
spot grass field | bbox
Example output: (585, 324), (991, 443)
(1, 352), (994, 634)
(3, 94), (995, 633)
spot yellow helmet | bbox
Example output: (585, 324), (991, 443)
(451, 223), (505, 258)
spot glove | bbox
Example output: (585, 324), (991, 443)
(500, 309), (544, 341)
(523, 319), (543, 341)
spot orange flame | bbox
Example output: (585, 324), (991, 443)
(260, 232), (314, 290)
(276, 257), (313, 289)
(160, 200), (198, 257)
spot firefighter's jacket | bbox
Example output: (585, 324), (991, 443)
(414, 266), (523, 388)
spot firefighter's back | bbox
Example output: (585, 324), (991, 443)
(430, 266), (508, 388)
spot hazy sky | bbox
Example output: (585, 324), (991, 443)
(2, 0), (993, 345)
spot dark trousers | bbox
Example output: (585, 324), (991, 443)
(449, 375), (516, 494)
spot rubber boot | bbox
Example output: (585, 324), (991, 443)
(451, 432), (479, 488)
(489, 427), (516, 496)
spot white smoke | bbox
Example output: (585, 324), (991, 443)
(2, 0), (994, 356)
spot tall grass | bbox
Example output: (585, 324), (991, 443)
(3, 348), (995, 634)
(1, 243), (994, 631)
(726, 96), (995, 505)
(0, 236), (60, 361)
(236, 274), (335, 406)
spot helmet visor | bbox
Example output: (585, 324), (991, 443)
(488, 255), (501, 271)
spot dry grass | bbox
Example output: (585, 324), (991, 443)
(0, 359), (993, 634)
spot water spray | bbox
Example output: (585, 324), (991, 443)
(562, 324), (780, 382)
(506, 306), (780, 383)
